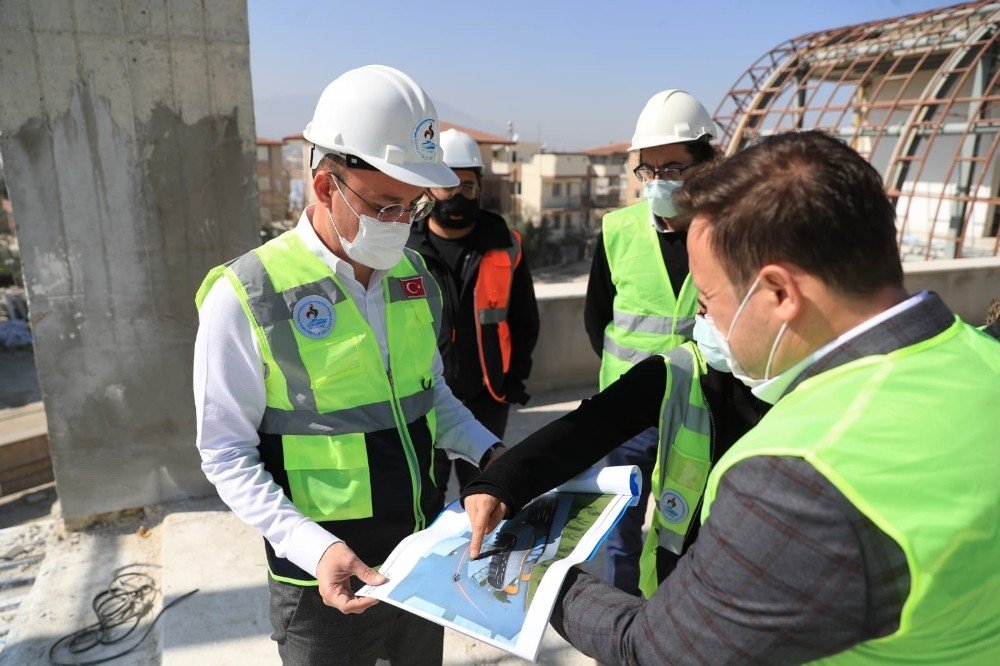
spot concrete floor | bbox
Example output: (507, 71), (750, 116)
(0, 482), (58, 531)
(0, 384), (604, 665)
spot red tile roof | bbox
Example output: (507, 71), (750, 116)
(579, 141), (631, 156)
(440, 121), (515, 145)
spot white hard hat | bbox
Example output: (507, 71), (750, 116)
(303, 65), (459, 188)
(630, 89), (716, 152)
(439, 129), (484, 169)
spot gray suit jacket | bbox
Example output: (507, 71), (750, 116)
(551, 293), (961, 665)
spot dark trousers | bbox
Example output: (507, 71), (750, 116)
(434, 391), (510, 494)
(268, 576), (444, 665)
(602, 426), (657, 596)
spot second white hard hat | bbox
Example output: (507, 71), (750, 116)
(439, 129), (485, 169)
(630, 89), (716, 152)
(303, 64), (459, 188)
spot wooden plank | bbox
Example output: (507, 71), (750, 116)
(0, 458), (54, 496)
(0, 434), (50, 469)
(0, 401), (53, 496)
(0, 401), (48, 446)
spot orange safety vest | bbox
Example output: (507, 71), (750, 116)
(474, 229), (523, 402)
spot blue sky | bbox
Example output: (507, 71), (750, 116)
(248, 0), (954, 150)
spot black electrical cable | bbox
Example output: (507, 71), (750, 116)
(48, 564), (197, 665)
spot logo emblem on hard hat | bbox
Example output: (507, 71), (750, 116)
(413, 119), (438, 162)
(292, 295), (335, 339)
(660, 490), (689, 524)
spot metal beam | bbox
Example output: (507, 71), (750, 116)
(752, 122), (1000, 138)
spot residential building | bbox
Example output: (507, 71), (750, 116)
(489, 138), (542, 175)
(516, 152), (591, 236)
(622, 150), (642, 208)
(256, 138), (290, 226)
(281, 133), (311, 218)
(490, 137), (540, 218)
(581, 141), (632, 224)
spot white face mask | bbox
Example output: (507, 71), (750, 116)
(329, 177), (411, 270)
(643, 179), (683, 219)
(709, 276), (788, 390)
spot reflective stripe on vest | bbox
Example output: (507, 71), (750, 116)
(474, 228), (523, 402)
(223, 243), (442, 436)
(228, 249), (347, 414)
(702, 319), (1000, 663)
(196, 230), (442, 585)
(259, 387), (434, 436)
(612, 310), (696, 337)
(602, 335), (652, 365)
(599, 201), (698, 390)
(601, 315), (697, 367)
(637, 342), (712, 599)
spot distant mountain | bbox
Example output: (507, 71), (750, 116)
(252, 93), (510, 142)
(435, 102), (509, 138)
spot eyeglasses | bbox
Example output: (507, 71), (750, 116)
(333, 174), (434, 223)
(432, 181), (481, 199)
(633, 162), (697, 182)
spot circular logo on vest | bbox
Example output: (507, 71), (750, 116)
(413, 118), (438, 162)
(292, 295), (335, 339)
(660, 490), (689, 524)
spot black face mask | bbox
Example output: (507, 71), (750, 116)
(432, 194), (480, 229)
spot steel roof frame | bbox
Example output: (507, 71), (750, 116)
(714, 1), (1000, 258)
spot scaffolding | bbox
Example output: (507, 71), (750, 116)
(714, 1), (1000, 259)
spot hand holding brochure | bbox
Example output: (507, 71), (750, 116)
(358, 465), (641, 661)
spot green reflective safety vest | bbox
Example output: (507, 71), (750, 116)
(196, 229), (444, 586)
(599, 201), (699, 390)
(702, 319), (1000, 664)
(637, 342), (712, 599)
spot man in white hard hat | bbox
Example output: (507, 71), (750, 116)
(407, 128), (539, 495)
(583, 89), (718, 596)
(193, 65), (505, 664)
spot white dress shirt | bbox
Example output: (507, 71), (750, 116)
(750, 291), (930, 404)
(193, 207), (498, 577)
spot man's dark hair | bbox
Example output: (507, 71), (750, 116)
(452, 166), (483, 185)
(312, 151), (386, 178)
(675, 130), (903, 296)
(312, 152), (345, 179)
(683, 138), (716, 165)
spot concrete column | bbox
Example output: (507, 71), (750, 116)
(0, 0), (260, 520)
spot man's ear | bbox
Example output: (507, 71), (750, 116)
(313, 171), (334, 207)
(758, 263), (801, 324)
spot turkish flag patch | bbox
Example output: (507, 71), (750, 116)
(400, 277), (426, 299)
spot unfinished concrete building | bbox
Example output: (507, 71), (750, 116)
(714, 0), (1000, 260)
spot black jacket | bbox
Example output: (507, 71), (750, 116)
(462, 355), (769, 576)
(407, 211), (540, 404)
